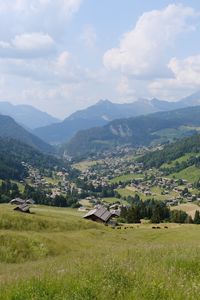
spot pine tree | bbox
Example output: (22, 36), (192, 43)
(151, 207), (160, 223)
(194, 210), (200, 224)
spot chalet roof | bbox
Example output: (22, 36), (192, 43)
(10, 198), (25, 205)
(26, 199), (35, 204)
(84, 207), (112, 222)
(10, 198), (35, 205)
(14, 203), (30, 213)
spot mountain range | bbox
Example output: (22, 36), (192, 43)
(1, 91), (200, 158)
(33, 91), (200, 144)
(0, 101), (59, 129)
(65, 106), (200, 158)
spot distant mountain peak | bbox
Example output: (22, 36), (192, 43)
(33, 91), (200, 145)
(0, 101), (60, 129)
(96, 99), (113, 105)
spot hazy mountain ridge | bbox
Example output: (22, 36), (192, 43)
(0, 114), (54, 153)
(0, 101), (60, 129)
(33, 98), (162, 144)
(34, 91), (200, 144)
(64, 106), (200, 158)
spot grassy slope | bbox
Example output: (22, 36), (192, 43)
(169, 165), (200, 183)
(1, 204), (200, 299)
(117, 186), (179, 201)
(73, 160), (100, 172)
(171, 203), (200, 218)
(161, 153), (199, 168)
(110, 173), (145, 184)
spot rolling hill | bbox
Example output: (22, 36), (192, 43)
(138, 134), (200, 169)
(0, 101), (59, 129)
(138, 134), (200, 183)
(64, 106), (200, 158)
(1, 204), (200, 300)
(0, 115), (54, 153)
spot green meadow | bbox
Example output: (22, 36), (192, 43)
(110, 173), (145, 184)
(169, 165), (200, 183)
(117, 186), (179, 201)
(1, 204), (200, 299)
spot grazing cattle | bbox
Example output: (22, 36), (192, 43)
(152, 226), (156, 229)
(164, 226), (168, 229)
(156, 226), (161, 229)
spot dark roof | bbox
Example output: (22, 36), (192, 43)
(10, 198), (35, 205)
(14, 203), (30, 213)
(10, 198), (25, 205)
(84, 207), (112, 222)
(26, 199), (35, 204)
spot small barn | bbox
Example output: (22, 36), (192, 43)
(83, 207), (114, 224)
(14, 203), (30, 213)
(10, 198), (34, 213)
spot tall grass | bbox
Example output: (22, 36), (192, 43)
(1, 204), (200, 299)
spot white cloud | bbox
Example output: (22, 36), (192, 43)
(149, 54), (200, 99)
(13, 33), (54, 51)
(0, 0), (82, 40)
(169, 55), (200, 86)
(0, 2), (200, 117)
(0, 50), (84, 85)
(116, 76), (136, 97)
(80, 25), (97, 49)
(0, 0), (82, 16)
(103, 4), (197, 79)
(0, 32), (55, 58)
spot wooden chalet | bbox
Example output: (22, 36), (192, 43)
(83, 207), (115, 224)
(10, 198), (34, 213)
(14, 203), (30, 213)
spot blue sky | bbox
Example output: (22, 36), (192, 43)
(0, 1), (200, 118)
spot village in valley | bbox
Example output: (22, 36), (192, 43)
(9, 144), (200, 224)
(74, 151), (200, 221)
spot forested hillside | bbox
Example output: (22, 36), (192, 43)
(65, 106), (200, 158)
(138, 134), (200, 169)
(0, 138), (65, 180)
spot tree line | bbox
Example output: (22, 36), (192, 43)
(119, 195), (200, 224)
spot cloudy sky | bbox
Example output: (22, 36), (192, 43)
(0, 0), (200, 118)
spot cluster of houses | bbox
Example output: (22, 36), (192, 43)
(19, 146), (199, 221)
(22, 163), (75, 199)
(129, 176), (200, 204)
(76, 153), (200, 212)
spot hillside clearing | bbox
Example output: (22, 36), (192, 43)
(171, 203), (200, 218)
(1, 204), (200, 299)
(169, 165), (200, 183)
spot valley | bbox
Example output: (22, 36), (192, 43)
(0, 117), (200, 300)
(0, 98), (200, 300)
(1, 2), (200, 299)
